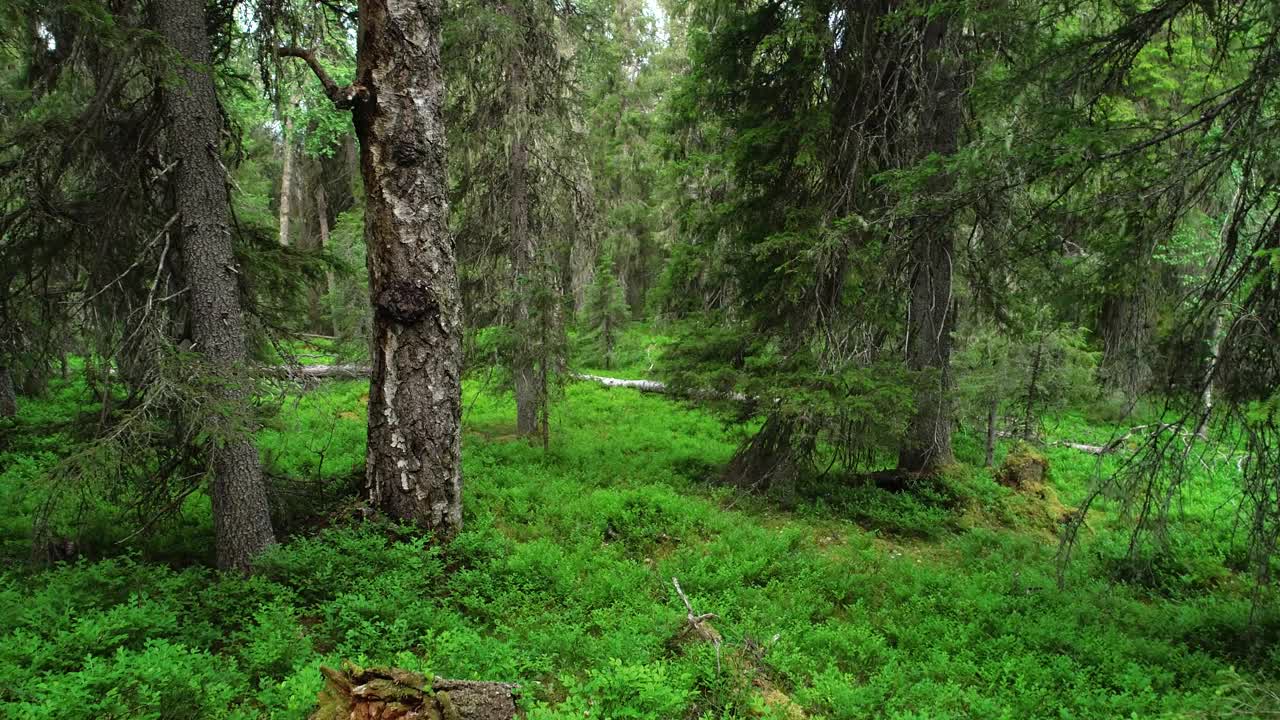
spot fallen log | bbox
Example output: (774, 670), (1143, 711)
(271, 364), (372, 380)
(1053, 423), (1185, 456)
(572, 373), (750, 402)
(571, 373), (668, 394)
(1057, 441), (1111, 455)
(312, 664), (518, 720)
(272, 366), (666, 387)
(272, 365), (750, 402)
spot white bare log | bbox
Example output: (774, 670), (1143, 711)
(270, 364), (371, 380)
(1058, 441), (1110, 455)
(1053, 423), (1190, 456)
(572, 373), (669, 393)
(266, 366), (750, 402)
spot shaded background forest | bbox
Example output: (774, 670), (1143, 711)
(1, 0), (1280, 717)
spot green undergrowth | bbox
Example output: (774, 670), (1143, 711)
(0, 376), (1276, 718)
(569, 322), (676, 378)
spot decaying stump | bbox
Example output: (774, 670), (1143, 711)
(997, 444), (1048, 490)
(311, 663), (519, 720)
(996, 445), (1075, 530)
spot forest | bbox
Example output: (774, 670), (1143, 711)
(0, 0), (1278, 717)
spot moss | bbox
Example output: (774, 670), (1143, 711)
(998, 442), (1049, 489)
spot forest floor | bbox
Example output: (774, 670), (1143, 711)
(0, 351), (1277, 718)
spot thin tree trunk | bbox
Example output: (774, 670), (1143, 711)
(1196, 182), (1243, 437)
(506, 12), (537, 436)
(19, 366), (46, 397)
(156, 0), (275, 572)
(353, 0), (462, 535)
(1195, 310), (1222, 438)
(320, 134), (358, 223)
(1022, 333), (1044, 441)
(0, 365), (15, 417)
(984, 396), (998, 467)
(315, 185), (341, 338)
(897, 15), (959, 476)
(278, 111), (295, 247)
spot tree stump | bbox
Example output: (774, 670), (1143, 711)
(997, 444), (1048, 490)
(311, 664), (519, 720)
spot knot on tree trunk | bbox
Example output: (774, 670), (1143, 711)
(375, 280), (437, 325)
(311, 663), (519, 720)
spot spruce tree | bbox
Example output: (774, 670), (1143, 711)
(156, 0), (276, 571)
(583, 253), (629, 369)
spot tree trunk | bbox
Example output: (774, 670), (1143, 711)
(1021, 333), (1044, 441)
(314, 186), (341, 338)
(898, 228), (956, 474)
(320, 134), (358, 224)
(984, 396), (998, 468)
(155, 0), (276, 572)
(1196, 182), (1243, 437)
(1099, 286), (1152, 407)
(723, 413), (806, 505)
(0, 365), (15, 417)
(897, 15), (959, 476)
(506, 15), (538, 436)
(19, 366), (47, 397)
(278, 111), (295, 247)
(353, 0), (463, 536)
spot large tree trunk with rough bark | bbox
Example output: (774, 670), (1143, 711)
(897, 16), (960, 476)
(155, 0), (276, 571)
(898, 227), (956, 474)
(352, 0), (463, 536)
(1099, 283), (1153, 406)
(1098, 212), (1157, 407)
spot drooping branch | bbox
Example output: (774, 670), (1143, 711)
(275, 46), (365, 109)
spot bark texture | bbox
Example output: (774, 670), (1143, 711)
(354, 0), (463, 536)
(1099, 286), (1153, 404)
(156, 0), (276, 571)
(897, 15), (960, 476)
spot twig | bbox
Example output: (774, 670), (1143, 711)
(76, 213), (179, 307)
(672, 577), (721, 673)
(114, 472), (204, 545)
